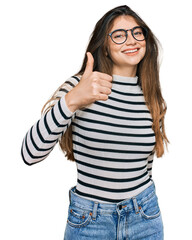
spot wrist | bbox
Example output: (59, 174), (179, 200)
(65, 89), (79, 113)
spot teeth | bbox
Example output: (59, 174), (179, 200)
(124, 49), (138, 53)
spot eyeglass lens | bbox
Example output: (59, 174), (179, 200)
(111, 27), (146, 44)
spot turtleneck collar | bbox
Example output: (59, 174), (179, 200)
(112, 74), (138, 86)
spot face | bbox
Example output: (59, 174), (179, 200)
(107, 15), (146, 76)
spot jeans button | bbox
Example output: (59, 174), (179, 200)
(119, 205), (122, 210)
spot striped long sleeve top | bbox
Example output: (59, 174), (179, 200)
(21, 74), (155, 203)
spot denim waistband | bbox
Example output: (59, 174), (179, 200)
(68, 180), (156, 214)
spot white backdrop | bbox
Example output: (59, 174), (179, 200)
(0, 0), (191, 239)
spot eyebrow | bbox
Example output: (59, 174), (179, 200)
(112, 26), (140, 31)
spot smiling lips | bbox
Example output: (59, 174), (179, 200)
(122, 48), (139, 55)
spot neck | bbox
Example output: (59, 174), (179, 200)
(112, 65), (137, 77)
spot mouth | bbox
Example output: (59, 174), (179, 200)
(122, 48), (140, 55)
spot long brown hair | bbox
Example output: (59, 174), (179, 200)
(42, 5), (169, 161)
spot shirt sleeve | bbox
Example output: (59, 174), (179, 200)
(147, 150), (154, 179)
(21, 76), (80, 165)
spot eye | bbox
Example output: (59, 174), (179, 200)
(133, 27), (144, 36)
(114, 34), (124, 39)
(112, 30), (126, 39)
(134, 30), (143, 36)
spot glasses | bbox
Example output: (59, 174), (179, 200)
(108, 26), (148, 44)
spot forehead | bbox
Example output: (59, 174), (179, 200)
(110, 15), (139, 31)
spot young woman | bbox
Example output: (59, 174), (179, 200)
(21, 5), (169, 240)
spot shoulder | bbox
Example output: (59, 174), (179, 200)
(62, 74), (82, 87)
(54, 75), (82, 99)
(62, 75), (81, 86)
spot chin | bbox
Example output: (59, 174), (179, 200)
(129, 56), (144, 64)
(125, 60), (142, 66)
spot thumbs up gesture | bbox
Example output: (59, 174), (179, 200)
(65, 52), (113, 112)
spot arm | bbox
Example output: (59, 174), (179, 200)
(147, 150), (155, 179)
(147, 117), (162, 178)
(21, 76), (80, 166)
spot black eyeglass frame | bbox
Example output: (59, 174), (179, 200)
(108, 26), (148, 45)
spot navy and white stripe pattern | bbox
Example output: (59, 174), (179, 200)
(21, 75), (155, 203)
(21, 76), (80, 165)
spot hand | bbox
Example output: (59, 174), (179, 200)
(66, 52), (113, 111)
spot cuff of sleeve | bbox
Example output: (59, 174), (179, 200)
(60, 95), (77, 116)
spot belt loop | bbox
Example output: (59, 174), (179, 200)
(92, 202), (98, 220)
(132, 197), (140, 214)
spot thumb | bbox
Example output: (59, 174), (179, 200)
(84, 52), (94, 75)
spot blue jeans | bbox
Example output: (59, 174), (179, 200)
(64, 180), (164, 240)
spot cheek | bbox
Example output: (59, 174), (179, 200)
(142, 48), (146, 57)
(140, 44), (146, 58)
(107, 45), (121, 60)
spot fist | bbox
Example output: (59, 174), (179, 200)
(65, 52), (113, 112)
